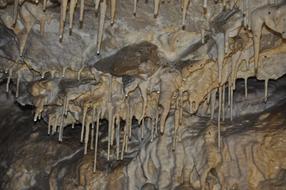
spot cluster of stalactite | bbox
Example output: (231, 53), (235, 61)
(4, 39), (285, 172)
(3, 0), (286, 171)
(11, 0), (284, 55)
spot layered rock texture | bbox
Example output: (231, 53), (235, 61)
(0, 0), (286, 189)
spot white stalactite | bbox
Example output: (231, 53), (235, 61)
(59, 0), (68, 40)
(182, 0), (190, 29)
(133, 0), (137, 16)
(154, 0), (160, 18)
(96, 0), (107, 55)
(69, 0), (78, 33)
(265, 79), (269, 102)
(93, 110), (100, 172)
(111, 0), (116, 25)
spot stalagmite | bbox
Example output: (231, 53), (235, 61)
(182, 0), (190, 29)
(110, 0), (116, 25)
(81, 105), (88, 142)
(154, 0), (160, 18)
(244, 77), (248, 98)
(59, 0), (68, 41)
(79, 0), (85, 27)
(96, 0), (107, 55)
(93, 110), (100, 172)
(133, 0), (137, 16)
(264, 79), (268, 102)
(69, 0), (77, 34)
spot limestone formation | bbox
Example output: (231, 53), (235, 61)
(0, 0), (286, 189)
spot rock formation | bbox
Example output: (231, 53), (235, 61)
(0, 0), (286, 189)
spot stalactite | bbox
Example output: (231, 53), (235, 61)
(59, 0), (68, 41)
(62, 67), (67, 78)
(222, 84), (225, 121)
(264, 79), (269, 102)
(90, 105), (96, 150)
(6, 68), (12, 92)
(59, 107), (65, 142)
(128, 105), (133, 139)
(230, 86), (233, 121)
(51, 70), (56, 78)
(172, 99), (180, 151)
(212, 33), (225, 84)
(84, 121), (90, 154)
(141, 118), (144, 140)
(182, 0), (190, 29)
(107, 102), (113, 160)
(218, 86), (222, 149)
(151, 117), (154, 142)
(39, 16), (46, 36)
(96, 0), (107, 55)
(95, 0), (100, 11)
(77, 67), (84, 80)
(243, 0), (249, 28)
(16, 71), (21, 98)
(69, 0), (78, 34)
(111, 116), (116, 146)
(43, 0), (47, 11)
(121, 121), (127, 160)
(228, 83), (231, 106)
(210, 89), (217, 120)
(116, 117), (120, 160)
(13, 0), (19, 26)
(111, 0), (116, 25)
(48, 115), (51, 135)
(133, 0), (137, 16)
(201, 29), (205, 44)
(93, 110), (100, 172)
(203, 0), (207, 9)
(155, 107), (159, 136)
(79, 0), (85, 27)
(244, 77), (248, 98)
(154, 0), (160, 18)
(81, 105), (88, 142)
(52, 114), (59, 135)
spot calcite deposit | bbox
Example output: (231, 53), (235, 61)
(0, 0), (286, 189)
